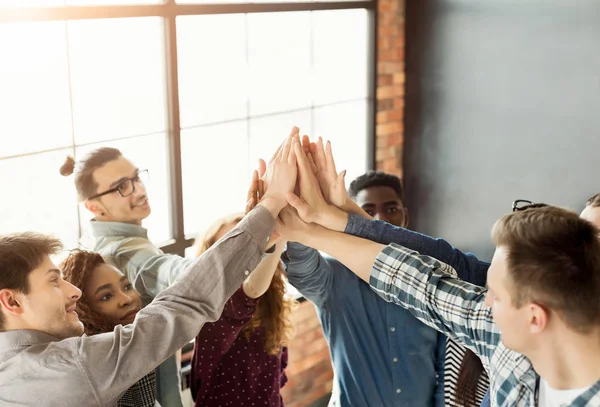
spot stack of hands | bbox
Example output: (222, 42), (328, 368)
(246, 126), (371, 250)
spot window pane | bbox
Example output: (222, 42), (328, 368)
(177, 14), (247, 128)
(0, 150), (80, 250)
(313, 9), (369, 105)
(313, 100), (368, 187)
(77, 133), (171, 245)
(181, 121), (249, 237)
(0, 21), (72, 159)
(247, 12), (312, 116)
(67, 18), (166, 145)
(248, 109), (312, 167)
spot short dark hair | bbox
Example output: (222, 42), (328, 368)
(0, 232), (63, 331)
(60, 147), (123, 201)
(348, 171), (404, 201)
(586, 193), (600, 208)
(491, 206), (600, 333)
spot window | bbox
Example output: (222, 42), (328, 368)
(0, 1), (374, 256)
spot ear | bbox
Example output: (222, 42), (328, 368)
(0, 289), (24, 317)
(529, 303), (548, 334)
(84, 199), (106, 218)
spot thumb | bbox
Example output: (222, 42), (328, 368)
(286, 192), (306, 210)
(336, 170), (347, 186)
(286, 192), (313, 221)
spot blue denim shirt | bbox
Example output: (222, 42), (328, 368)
(283, 214), (489, 407)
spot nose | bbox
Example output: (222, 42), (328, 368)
(374, 213), (390, 223)
(118, 292), (134, 307)
(133, 181), (147, 196)
(62, 280), (82, 301)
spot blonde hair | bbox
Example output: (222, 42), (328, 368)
(194, 214), (296, 354)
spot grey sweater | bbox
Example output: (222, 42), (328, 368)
(0, 206), (274, 407)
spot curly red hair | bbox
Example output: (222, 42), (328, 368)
(194, 214), (296, 355)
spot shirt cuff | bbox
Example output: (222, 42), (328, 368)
(344, 213), (372, 238)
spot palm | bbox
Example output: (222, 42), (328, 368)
(311, 138), (348, 208)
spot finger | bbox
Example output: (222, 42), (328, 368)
(270, 143), (283, 163)
(286, 192), (307, 212)
(280, 126), (299, 161)
(258, 159), (267, 179)
(257, 179), (265, 200)
(325, 140), (338, 174)
(302, 134), (311, 155)
(247, 170), (259, 204)
(288, 136), (300, 165)
(293, 141), (312, 176)
(315, 137), (327, 172)
(307, 152), (318, 175)
(245, 196), (255, 214)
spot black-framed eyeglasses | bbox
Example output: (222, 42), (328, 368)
(88, 169), (149, 200)
(512, 199), (548, 212)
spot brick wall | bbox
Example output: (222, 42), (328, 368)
(376, 0), (406, 176)
(281, 300), (334, 407)
(281, 1), (406, 406)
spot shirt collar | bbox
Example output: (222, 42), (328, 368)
(0, 329), (61, 352)
(90, 219), (148, 239)
(512, 351), (539, 394)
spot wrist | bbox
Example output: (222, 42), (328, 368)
(316, 204), (349, 232)
(258, 196), (286, 218)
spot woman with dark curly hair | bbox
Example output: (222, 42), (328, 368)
(61, 250), (157, 407)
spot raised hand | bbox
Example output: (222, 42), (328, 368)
(260, 127), (300, 217)
(311, 138), (348, 208)
(286, 140), (330, 225)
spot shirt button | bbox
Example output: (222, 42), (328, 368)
(393, 358), (398, 363)
(389, 327), (395, 332)
(396, 388), (402, 394)
(244, 270), (250, 276)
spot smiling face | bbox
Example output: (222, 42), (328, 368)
(84, 157), (151, 225)
(2, 256), (85, 339)
(83, 263), (142, 327)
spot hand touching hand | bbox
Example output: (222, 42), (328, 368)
(311, 137), (348, 208)
(275, 205), (313, 244)
(286, 140), (330, 225)
(260, 127), (300, 217)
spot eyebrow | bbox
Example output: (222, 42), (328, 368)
(361, 201), (400, 208)
(94, 276), (128, 295)
(46, 269), (61, 276)
(109, 168), (139, 188)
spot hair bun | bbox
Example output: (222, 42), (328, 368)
(60, 156), (76, 176)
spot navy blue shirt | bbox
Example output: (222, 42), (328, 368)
(283, 213), (489, 407)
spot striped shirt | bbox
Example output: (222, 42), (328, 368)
(369, 243), (600, 407)
(444, 339), (489, 407)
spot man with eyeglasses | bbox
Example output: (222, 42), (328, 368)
(62, 148), (204, 406)
(59, 134), (294, 406)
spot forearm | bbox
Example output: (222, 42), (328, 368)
(243, 245), (285, 299)
(298, 225), (384, 283)
(340, 199), (373, 220)
(344, 213), (489, 286)
(81, 206), (275, 401)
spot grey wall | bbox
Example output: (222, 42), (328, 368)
(404, 0), (600, 261)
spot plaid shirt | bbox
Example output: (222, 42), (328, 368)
(369, 244), (600, 407)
